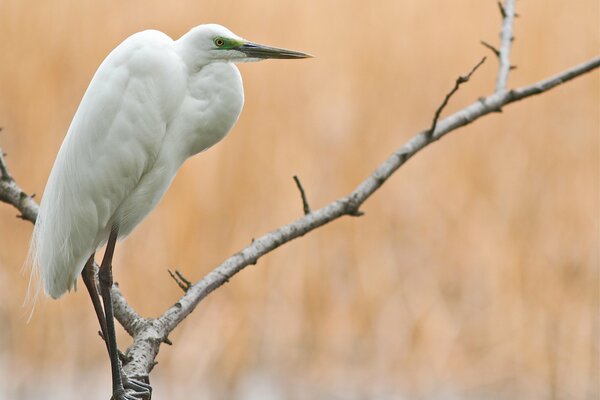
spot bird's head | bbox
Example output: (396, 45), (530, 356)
(176, 24), (312, 67)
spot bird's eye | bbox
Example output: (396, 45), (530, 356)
(214, 38), (225, 47)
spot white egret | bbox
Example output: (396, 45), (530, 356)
(31, 24), (310, 399)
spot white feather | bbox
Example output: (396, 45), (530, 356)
(30, 25), (245, 298)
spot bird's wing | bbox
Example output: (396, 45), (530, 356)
(32, 30), (186, 298)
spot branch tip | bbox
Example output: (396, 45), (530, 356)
(349, 210), (365, 217)
(480, 41), (500, 58)
(292, 175), (311, 215)
(168, 269), (192, 292)
(497, 1), (506, 18)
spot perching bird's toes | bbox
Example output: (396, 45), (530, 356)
(111, 391), (146, 400)
(122, 374), (152, 399)
(112, 388), (150, 400)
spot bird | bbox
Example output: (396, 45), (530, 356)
(30, 23), (310, 400)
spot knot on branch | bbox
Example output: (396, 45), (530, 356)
(343, 196), (364, 217)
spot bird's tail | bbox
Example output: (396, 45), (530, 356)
(23, 226), (42, 322)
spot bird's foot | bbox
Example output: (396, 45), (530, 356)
(124, 374), (152, 397)
(111, 374), (151, 400)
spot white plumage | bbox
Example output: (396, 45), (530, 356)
(31, 24), (309, 299)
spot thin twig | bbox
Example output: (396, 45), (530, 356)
(168, 269), (192, 292)
(293, 175), (311, 215)
(497, 1), (506, 18)
(480, 41), (500, 58)
(428, 57), (487, 137)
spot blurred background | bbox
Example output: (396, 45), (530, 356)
(0, 0), (598, 399)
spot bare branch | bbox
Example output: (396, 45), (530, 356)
(496, 0), (516, 91)
(0, 147), (39, 223)
(1, 53), (598, 387)
(111, 281), (145, 337)
(0, 2), (597, 389)
(156, 55), (600, 339)
(293, 175), (311, 215)
(428, 57), (487, 137)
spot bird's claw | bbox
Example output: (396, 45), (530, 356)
(124, 374), (152, 399)
(111, 374), (151, 400)
(111, 389), (150, 400)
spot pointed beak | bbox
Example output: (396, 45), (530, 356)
(239, 42), (313, 59)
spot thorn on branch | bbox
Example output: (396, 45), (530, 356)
(118, 349), (132, 365)
(344, 196), (365, 217)
(510, 65), (517, 70)
(168, 269), (192, 292)
(292, 175), (311, 215)
(427, 57), (487, 138)
(480, 41), (500, 58)
(163, 336), (173, 346)
(149, 361), (158, 372)
(348, 209), (365, 217)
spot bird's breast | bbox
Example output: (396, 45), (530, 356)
(174, 62), (244, 157)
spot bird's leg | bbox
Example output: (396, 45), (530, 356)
(98, 227), (150, 400)
(98, 228), (126, 398)
(81, 253), (109, 352)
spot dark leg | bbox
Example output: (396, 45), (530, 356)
(98, 227), (150, 400)
(82, 254), (109, 352)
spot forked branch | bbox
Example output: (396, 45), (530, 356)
(1, 0), (599, 395)
(155, 56), (600, 349)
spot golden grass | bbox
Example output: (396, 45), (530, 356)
(0, 0), (598, 398)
